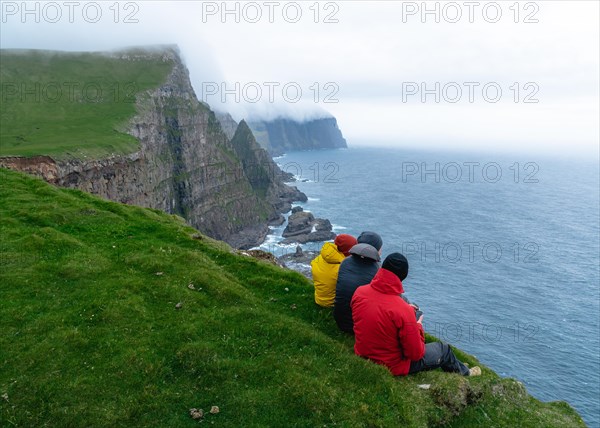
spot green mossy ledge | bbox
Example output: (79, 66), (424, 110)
(0, 169), (585, 427)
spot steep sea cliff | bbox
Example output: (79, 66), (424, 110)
(0, 47), (305, 248)
(248, 117), (347, 155)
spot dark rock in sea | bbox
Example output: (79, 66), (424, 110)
(295, 245), (303, 257)
(282, 211), (315, 237)
(273, 185), (307, 214)
(315, 218), (332, 232)
(280, 211), (335, 244)
(284, 186), (308, 203)
(291, 206), (303, 214)
(280, 230), (336, 245)
(282, 172), (296, 182)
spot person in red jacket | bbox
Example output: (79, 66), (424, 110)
(351, 253), (481, 377)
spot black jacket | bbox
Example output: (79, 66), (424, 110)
(333, 244), (380, 333)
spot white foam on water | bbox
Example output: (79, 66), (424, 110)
(262, 233), (281, 246)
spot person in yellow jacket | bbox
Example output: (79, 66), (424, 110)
(311, 234), (358, 307)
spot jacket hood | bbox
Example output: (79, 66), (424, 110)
(370, 268), (405, 295)
(320, 241), (345, 264)
(357, 231), (383, 251)
(349, 243), (380, 262)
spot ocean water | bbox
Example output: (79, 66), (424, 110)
(256, 146), (600, 426)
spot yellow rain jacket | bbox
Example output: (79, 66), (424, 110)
(311, 242), (346, 307)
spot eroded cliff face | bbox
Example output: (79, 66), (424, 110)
(229, 120), (307, 214)
(123, 54), (274, 246)
(0, 48), (303, 248)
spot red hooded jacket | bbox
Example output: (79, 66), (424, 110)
(351, 268), (425, 376)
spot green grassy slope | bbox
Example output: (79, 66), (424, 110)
(0, 49), (173, 159)
(0, 168), (585, 427)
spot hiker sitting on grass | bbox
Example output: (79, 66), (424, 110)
(311, 234), (358, 307)
(351, 253), (481, 377)
(333, 231), (383, 333)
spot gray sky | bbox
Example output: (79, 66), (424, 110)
(1, 1), (598, 156)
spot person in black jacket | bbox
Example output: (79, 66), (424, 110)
(333, 231), (382, 333)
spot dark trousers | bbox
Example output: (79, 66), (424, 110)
(408, 342), (470, 376)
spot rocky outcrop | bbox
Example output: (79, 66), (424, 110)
(0, 47), (305, 249)
(280, 207), (335, 244)
(236, 249), (286, 268)
(248, 117), (347, 156)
